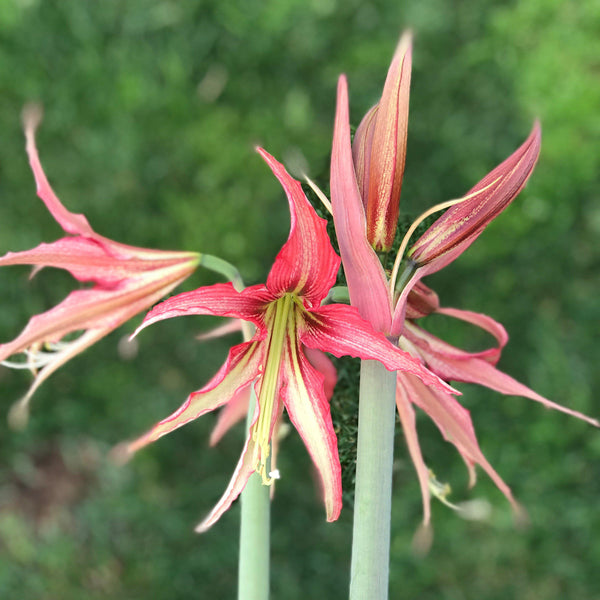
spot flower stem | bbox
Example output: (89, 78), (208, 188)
(238, 387), (270, 600)
(349, 359), (397, 600)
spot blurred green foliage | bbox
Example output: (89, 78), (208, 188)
(0, 0), (598, 598)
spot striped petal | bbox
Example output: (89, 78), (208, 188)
(0, 266), (194, 363)
(258, 148), (340, 307)
(409, 123), (541, 271)
(209, 383), (252, 446)
(304, 347), (337, 401)
(0, 237), (196, 286)
(23, 106), (95, 237)
(134, 283), (272, 337)
(396, 375), (431, 525)
(436, 307), (508, 364)
(352, 104), (378, 210)
(399, 373), (521, 513)
(364, 32), (412, 252)
(195, 434), (258, 532)
(281, 337), (342, 521)
(300, 303), (457, 395)
(426, 353), (600, 428)
(127, 341), (263, 453)
(330, 76), (392, 333)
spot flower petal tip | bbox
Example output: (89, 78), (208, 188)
(513, 502), (529, 530)
(194, 519), (212, 534)
(109, 441), (135, 466)
(7, 400), (30, 431)
(411, 522), (433, 557)
(22, 102), (43, 134)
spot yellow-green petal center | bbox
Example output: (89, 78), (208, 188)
(251, 293), (296, 484)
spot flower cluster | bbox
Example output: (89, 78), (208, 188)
(1, 35), (596, 537)
(330, 32), (598, 524)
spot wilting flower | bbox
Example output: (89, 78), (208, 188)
(0, 107), (200, 423)
(397, 282), (599, 524)
(330, 34), (599, 524)
(126, 148), (455, 531)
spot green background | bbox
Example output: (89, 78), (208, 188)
(0, 1), (598, 598)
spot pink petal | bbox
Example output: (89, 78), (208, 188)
(7, 327), (109, 425)
(409, 123), (542, 271)
(0, 269), (190, 363)
(209, 383), (252, 446)
(428, 353), (600, 428)
(300, 303), (458, 395)
(352, 104), (378, 210)
(400, 373), (521, 512)
(436, 306), (508, 364)
(281, 339), (342, 521)
(396, 376), (431, 525)
(404, 318), (505, 364)
(304, 347), (337, 400)
(405, 281), (440, 319)
(257, 148), (340, 307)
(128, 341), (264, 453)
(23, 106), (95, 237)
(0, 237), (196, 286)
(197, 319), (244, 342)
(134, 283), (272, 338)
(365, 32), (412, 252)
(195, 434), (258, 532)
(330, 75), (392, 333)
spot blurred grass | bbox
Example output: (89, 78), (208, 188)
(0, 0), (598, 598)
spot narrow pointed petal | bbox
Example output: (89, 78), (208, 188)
(127, 342), (263, 453)
(134, 283), (271, 337)
(405, 281), (440, 319)
(352, 104), (378, 209)
(331, 76), (392, 332)
(0, 265), (197, 363)
(0, 237), (197, 286)
(436, 307), (508, 364)
(304, 347), (337, 401)
(196, 435), (258, 532)
(257, 148), (340, 307)
(209, 383), (252, 446)
(396, 376), (431, 525)
(428, 354), (600, 428)
(401, 373), (521, 512)
(281, 340), (342, 521)
(409, 122), (541, 271)
(365, 32), (412, 251)
(301, 304), (458, 395)
(197, 319), (244, 342)
(23, 105), (95, 237)
(404, 320), (504, 364)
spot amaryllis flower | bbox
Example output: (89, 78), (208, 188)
(330, 34), (599, 524)
(126, 148), (455, 531)
(0, 107), (200, 422)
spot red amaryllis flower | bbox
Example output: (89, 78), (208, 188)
(126, 149), (455, 531)
(0, 108), (200, 423)
(330, 34), (598, 525)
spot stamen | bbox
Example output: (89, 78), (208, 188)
(303, 175), (333, 215)
(251, 294), (294, 483)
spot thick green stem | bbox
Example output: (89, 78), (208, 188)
(349, 360), (397, 600)
(238, 388), (270, 600)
